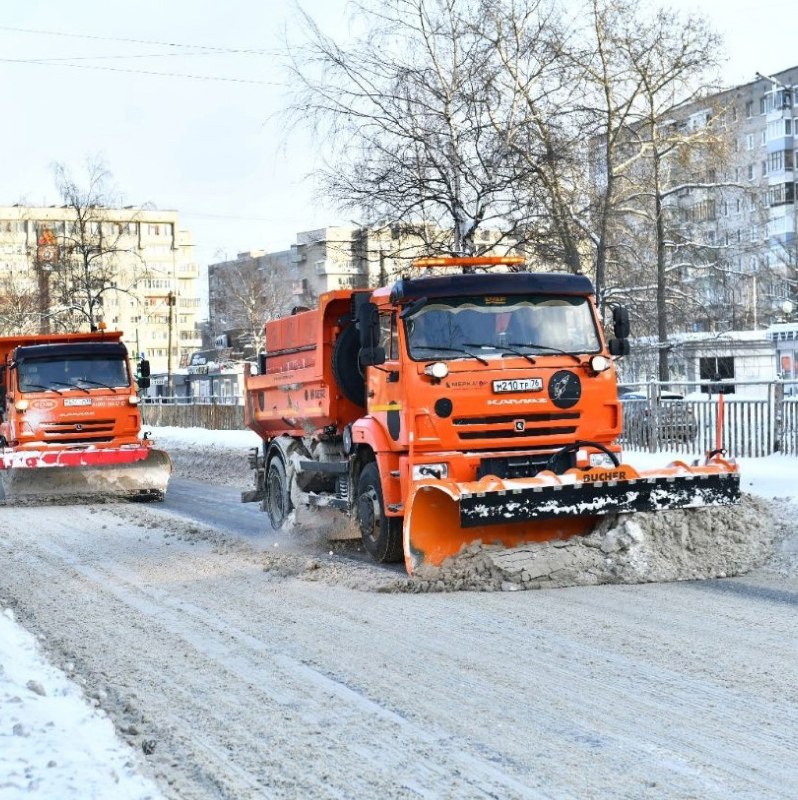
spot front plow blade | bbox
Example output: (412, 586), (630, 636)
(403, 462), (740, 575)
(0, 448), (172, 504)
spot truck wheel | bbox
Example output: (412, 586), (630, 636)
(265, 457), (291, 530)
(356, 462), (404, 563)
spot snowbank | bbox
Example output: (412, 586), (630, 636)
(0, 608), (162, 799)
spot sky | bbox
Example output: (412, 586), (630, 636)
(0, 0), (795, 273)
(1, 429), (796, 798)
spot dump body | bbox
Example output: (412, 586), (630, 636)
(0, 331), (171, 503)
(243, 258), (739, 573)
(245, 291), (367, 440)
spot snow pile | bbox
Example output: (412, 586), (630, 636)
(148, 426), (259, 488)
(0, 607), (162, 799)
(407, 494), (779, 592)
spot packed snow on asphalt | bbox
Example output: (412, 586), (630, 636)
(1, 426), (797, 799)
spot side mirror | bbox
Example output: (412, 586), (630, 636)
(612, 306), (630, 339)
(357, 301), (381, 350)
(608, 338), (630, 357)
(138, 376), (151, 389)
(359, 346), (386, 367)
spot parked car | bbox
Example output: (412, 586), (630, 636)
(619, 391), (699, 444)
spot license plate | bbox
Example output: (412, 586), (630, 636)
(64, 397), (92, 407)
(492, 378), (543, 393)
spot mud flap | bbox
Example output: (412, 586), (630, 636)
(0, 448), (172, 504)
(403, 464), (740, 575)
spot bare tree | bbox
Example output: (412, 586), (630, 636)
(46, 158), (148, 331)
(477, 0), (590, 273)
(0, 271), (42, 335)
(211, 258), (294, 356)
(288, 0), (559, 256)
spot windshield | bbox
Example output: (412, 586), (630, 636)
(403, 295), (601, 361)
(18, 356), (130, 393)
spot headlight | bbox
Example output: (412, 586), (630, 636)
(412, 462), (449, 480)
(424, 362), (449, 379)
(14, 400), (29, 411)
(590, 355), (611, 372)
(589, 452), (616, 468)
(128, 395), (141, 405)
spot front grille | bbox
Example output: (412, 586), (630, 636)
(453, 412), (579, 425)
(458, 426), (578, 440)
(42, 418), (116, 445)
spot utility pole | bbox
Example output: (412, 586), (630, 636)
(167, 290), (175, 397)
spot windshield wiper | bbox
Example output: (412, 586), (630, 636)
(505, 341), (582, 364)
(21, 382), (63, 395)
(76, 378), (118, 392)
(413, 345), (489, 366)
(51, 380), (91, 394)
(463, 342), (536, 365)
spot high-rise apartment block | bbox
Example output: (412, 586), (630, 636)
(0, 205), (202, 373)
(206, 223), (509, 339)
(677, 67), (797, 328)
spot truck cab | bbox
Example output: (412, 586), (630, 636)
(353, 268), (625, 529)
(0, 333), (143, 452)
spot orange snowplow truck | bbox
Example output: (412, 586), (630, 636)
(243, 256), (739, 574)
(0, 330), (171, 503)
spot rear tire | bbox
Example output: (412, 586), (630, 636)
(356, 462), (404, 563)
(265, 457), (291, 530)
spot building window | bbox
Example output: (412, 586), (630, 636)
(746, 133), (755, 149)
(745, 100), (754, 118)
(747, 164), (755, 180)
(768, 183), (796, 206)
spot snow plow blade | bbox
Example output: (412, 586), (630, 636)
(0, 447), (172, 504)
(403, 458), (740, 574)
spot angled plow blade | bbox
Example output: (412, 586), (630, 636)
(403, 460), (740, 575)
(0, 447), (172, 504)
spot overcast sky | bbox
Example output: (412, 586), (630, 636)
(2, 0), (794, 274)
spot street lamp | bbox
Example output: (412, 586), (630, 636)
(167, 290), (175, 396)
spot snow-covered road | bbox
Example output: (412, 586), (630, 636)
(1, 430), (797, 799)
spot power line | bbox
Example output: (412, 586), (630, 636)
(0, 57), (283, 86)
(19, 52), (241, 63)
(0, 25), (275, 55)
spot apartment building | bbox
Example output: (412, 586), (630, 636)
(0, 205), (202, 374)
(676, 67), (798, 328)
(207, 222), (510, 336)
(207, 248), (293, 336)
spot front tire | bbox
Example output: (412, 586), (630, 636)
(356, 462), (403, 563)
(265, 457), (291, 530)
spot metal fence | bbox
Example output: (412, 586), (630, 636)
(619, 380), (798, 458)
(138, 382), (798, 457)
